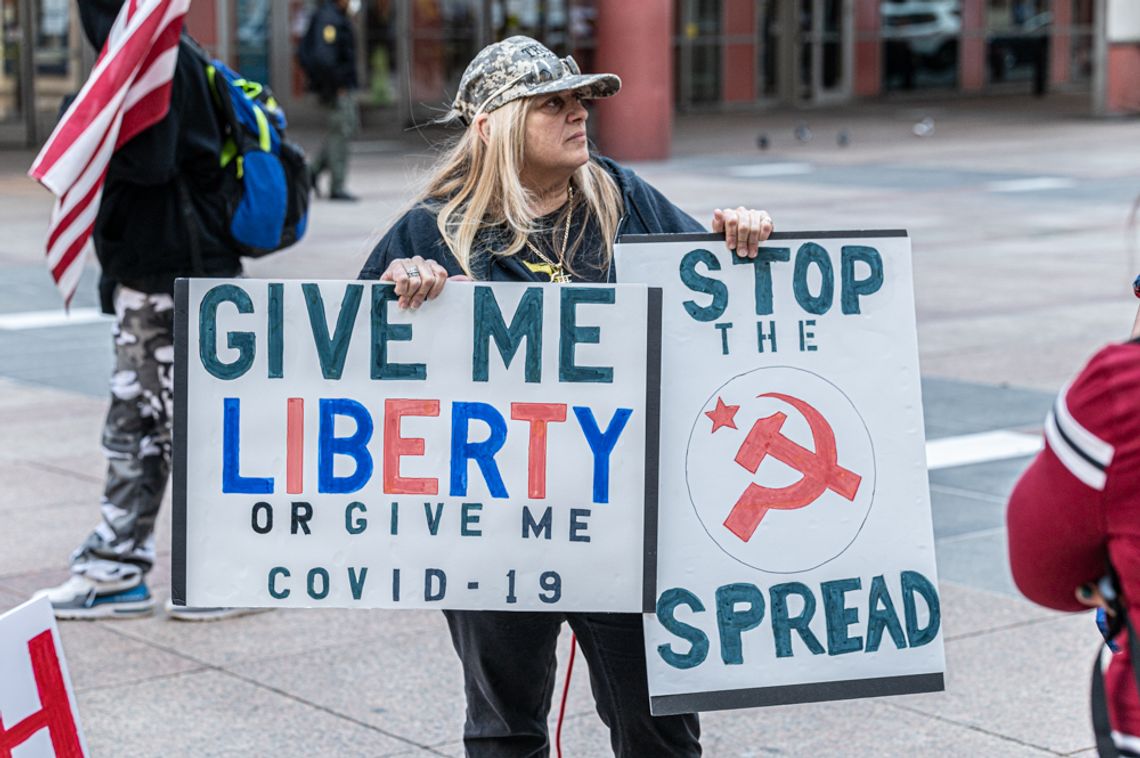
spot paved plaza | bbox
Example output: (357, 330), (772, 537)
(1, 92), (1138, 756)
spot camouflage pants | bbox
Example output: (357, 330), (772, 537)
(70, 287), (174, 582)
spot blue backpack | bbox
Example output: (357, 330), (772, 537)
(200, 53), (311, 256)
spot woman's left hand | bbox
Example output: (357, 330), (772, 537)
(712, 207), (775, 259)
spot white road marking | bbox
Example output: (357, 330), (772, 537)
(0, 307), (111, 330)
(933, 525), (1009, 544)
(729, 162), (814, 178)
(985, 177), (1075, 193)
(926, 430), (1043, 471)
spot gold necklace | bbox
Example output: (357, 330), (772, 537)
(524, 185), (574, 283)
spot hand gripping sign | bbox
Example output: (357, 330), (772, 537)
(173, 279), (662, 612)
(0, 597), (87, 758)
(616, 231), (944, 715)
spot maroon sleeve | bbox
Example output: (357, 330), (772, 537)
(1006, 346), (1123, 612)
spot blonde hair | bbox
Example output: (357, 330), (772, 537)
(415, 98), (624, 279)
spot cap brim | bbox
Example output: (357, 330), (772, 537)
(527, 73), (622, 101)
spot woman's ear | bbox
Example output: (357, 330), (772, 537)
(474, 114), (491, 146)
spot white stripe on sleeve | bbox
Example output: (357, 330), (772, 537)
(1044, 410), (1107, 491)
(1113, 730), (1140, 755)
(1055, 379), (1114, 467)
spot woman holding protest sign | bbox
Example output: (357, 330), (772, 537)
(359, 35), (773, 757)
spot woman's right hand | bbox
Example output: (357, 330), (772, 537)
(380, 256), (467, 309)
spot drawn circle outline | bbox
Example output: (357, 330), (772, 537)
(683, 365), (878, 574)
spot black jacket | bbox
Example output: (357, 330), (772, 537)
(359, 156), (705, 283)
(300, 1), (358, 102)
(79, 1), (241, 304)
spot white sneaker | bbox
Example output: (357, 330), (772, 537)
(35, 574), (155, 620)
(163, 599), (272, 622)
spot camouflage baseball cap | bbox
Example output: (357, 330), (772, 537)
(448, 36), (621, 125)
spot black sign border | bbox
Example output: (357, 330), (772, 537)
(171, 278), (189, 607)
(618, 229), (909, 245)
(650, 672), (944, 716)
(642, 287), (663, 612)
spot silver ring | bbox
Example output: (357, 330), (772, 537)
(405, 265), (421, 278)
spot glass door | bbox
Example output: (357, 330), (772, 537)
(1069, 0), (1094, 84)
(675, 0), (781, 110)
(487, 0), (573, 54)
(409, 0), (480, 108)
(796, 0), (850, 103)
(675, 0), (723, 108)
(3, 0), (85, 146)
(236, 0), (271, 86)
(985, 0), (1049, 88)
(758, 0), (779, 99)
(1, 0), (31, 142)
(881, 0), (961, 92)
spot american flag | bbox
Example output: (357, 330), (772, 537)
(28, 0), (191, 306)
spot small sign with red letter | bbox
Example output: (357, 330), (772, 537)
(0, 596), (88, 757)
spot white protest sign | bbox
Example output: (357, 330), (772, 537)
(0, 597), (88, 757)
(173, 279), (661, 612)
(616, 232), (945, 714)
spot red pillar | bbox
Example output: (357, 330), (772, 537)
(723, 0), (756, 103)
(592, 0), (674, 161)
(853, 1), (881, 97)
(959, 0), (985, 91)
(1050, 0), (1073, 86)
(183, 2), (218, 52)
(1106, 45), (1140, 114)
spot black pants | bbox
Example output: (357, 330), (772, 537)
(444, 610), (701, 758)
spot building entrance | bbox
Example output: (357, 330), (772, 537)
(674, 0), (851, 112)
(794, 0), (851, 103)
(381, 0), (598, 125)
(1, 0), (87, 146)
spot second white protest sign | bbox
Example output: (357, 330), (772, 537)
(617, 231), (945, 715)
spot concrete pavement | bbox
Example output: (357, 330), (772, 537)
(1, 92), (1137, 756)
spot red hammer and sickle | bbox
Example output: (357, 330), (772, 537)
(723, 392), (861, 542)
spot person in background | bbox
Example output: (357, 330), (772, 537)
(299, 0), (360, 201)
(359, 35), (774, 757)
(1007, 302), (1140, 755)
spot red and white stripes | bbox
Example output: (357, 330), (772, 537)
(28, 0), (190, 306)
(1044, 377), (1115, 491)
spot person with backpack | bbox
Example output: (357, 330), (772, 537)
(35, 0), (258, 621)
(359, 36), (773, 756)
(299, 0), (360, 201)
(1006, 304), (1140, 755)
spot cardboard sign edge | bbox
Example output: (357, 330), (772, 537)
(171, 278), (189, 607)
(617, 230), (910, 245)
(641, 287), (663, 613)
(649, 671), (945, 716)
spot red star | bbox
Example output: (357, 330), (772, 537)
(705, 396), (739, 433)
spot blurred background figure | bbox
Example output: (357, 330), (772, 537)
(298, 0), (360, 201)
